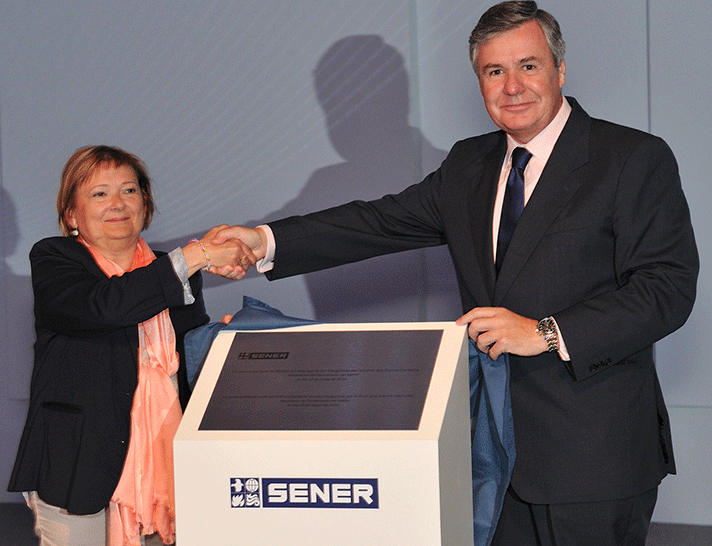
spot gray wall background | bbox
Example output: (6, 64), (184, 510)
(1, 0), (709, 525)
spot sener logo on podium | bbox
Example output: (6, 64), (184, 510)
(230, 478), (379, 509)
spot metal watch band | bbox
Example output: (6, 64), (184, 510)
(536, 317), (559, 353)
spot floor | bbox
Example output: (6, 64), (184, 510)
(0, 503), (167, 545)
(646, 522), (712, 546)
(1, 502), (711, 545)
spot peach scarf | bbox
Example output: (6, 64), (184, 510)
(79, 236), (181, 546)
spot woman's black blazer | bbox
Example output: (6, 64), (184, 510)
(8, 237), (209, 515)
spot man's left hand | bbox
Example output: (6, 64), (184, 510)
(456, 307), (549, 360)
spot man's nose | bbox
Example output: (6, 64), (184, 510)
(503, 73), (525, 95)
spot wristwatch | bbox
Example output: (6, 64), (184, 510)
(536, 317), (559, 353)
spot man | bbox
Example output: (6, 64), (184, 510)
(214, 2), (698, 544)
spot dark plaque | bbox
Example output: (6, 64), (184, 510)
(199, 329), (443, 430)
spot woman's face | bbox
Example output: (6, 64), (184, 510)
(67, 163), (146, 256)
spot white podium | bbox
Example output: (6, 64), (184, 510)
(174, 322), (473, 545)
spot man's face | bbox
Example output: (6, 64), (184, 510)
(475, 20), (565, 144)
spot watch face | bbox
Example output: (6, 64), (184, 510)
(538, 318), (554, 332)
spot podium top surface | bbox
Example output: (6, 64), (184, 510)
(177, 322), (467, 439)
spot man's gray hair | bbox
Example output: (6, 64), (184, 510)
(469, 1), (565, 72)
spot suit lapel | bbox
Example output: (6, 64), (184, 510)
(493, 99), (592, 305)
(467, 136), (507, 303)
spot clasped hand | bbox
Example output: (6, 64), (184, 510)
(183, 225), (258, 279)
(203, 224), (268, 279)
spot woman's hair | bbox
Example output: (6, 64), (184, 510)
(57, 145), (155, 236)
(468, 1), (565, 72)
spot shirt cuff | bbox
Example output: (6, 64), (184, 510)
(168, 247), (196, 305)
(255, 224), (275, 273)
(551, 316), (570, 361)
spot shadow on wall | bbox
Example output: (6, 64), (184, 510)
(251, 35), (458, 322)
(0, 188), (35, 502)
(154, 35), (460, 323)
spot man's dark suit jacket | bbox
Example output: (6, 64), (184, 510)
(8, 237), (209, 515)
(264, 98), (699, 504)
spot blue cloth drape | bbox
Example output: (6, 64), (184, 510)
(184, 296), (515, 546)
(469, 341), (515, 546)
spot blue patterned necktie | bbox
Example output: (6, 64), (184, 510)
(496, 147), (532, 273)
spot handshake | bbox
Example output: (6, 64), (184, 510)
(182, 225), (267, 280)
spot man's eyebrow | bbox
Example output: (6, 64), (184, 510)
(518, 56), (542, 65)
(480, 55), (543, 72)
(480, 62), (504, 73)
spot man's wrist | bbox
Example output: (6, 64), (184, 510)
(536, 316), (559, 353)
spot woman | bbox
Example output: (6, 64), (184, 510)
(8, 145), (252, 545)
